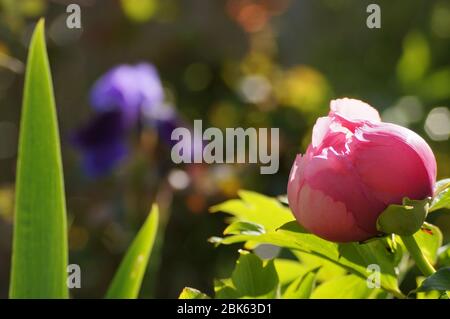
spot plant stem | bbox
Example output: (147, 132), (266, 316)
(400, 235), (436, 277)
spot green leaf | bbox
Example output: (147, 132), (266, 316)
(376, 197), (431, 236)
(210, 190), (294, 232)
(311, 275), (380, 299)
(106, 205), (159, 299)
(224, 221), (265, 236)
(415, 277), (442, 299)
(413, 223), (442, 264)
(211, 192), (404, 297)
(231, 251), (279, 298)
(274, 259), (309, 285)
(438, 244), (450, 267)
(179, 287), (210, 299)
(283, 267), (319, 299)
(9, 19), (68, 299)
(429, 179), (450, 212)
(293, 251), (346, 283)
(413, 267), (450, 293)
(214, 279), (241, 299)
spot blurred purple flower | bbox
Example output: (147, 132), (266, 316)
(72, 63), (182, 177)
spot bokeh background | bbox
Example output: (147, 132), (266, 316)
(0, 0), (449, 298)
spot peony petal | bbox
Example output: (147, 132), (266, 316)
(312, 117), (332, 148)
(353, 122), (435, 205)
(287, 154), (306, 211)
(330, 98), (381, 122)
(303, 151), (385, 235)
(295, 184), (373, 242)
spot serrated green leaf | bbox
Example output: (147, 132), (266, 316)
(224, 221), (265, 236)
(210, 192), (404, 297)
(106, 205), (159, 299)
(210, 190), (294, 232)
(376, 197), (430, 236)
(179, 287), (210, 299)
(9, 19), (68, 299)
(283, 267), (319, 299)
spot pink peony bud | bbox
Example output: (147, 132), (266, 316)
(287, 98), (436, 243)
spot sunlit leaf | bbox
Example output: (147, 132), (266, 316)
(293, 251), (346, 283)
(106, 205), (159, 299)
(9, 19), (68, 299)
(179, 287), (210, 299)
(430, 179), (450, 212)
(413, 223), (443, 264)
(283, 267), (319, 299)
(210, 190), (294, 232)
(231, 251), (278, 298)
(376, 197), (430, 236)
(210, 193), (404, 297)
(274, 259), (309, 285)
(311, 275), (380, 299)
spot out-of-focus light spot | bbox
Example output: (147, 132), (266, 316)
(120, 0), (158, 23)
(0, 44), (24, 73)
(227, 0), (269, 33)
(183, 63), (212, 92)
(275, 66), (330, 113)
(241, 52), (273, 76)
(0, 186), (14, 222)
(420, 68), (450, 101)
(396, 31), (430, 88)
(425, 107), (450, 141)
(212, 165), (240, 197)
(168, 169), (190, 190)
(0, 122), (18, 159)
(209, 101), (239, 129)
(431, 2), (450, 39)
(239, 75), (271, 104)
(254, 244), (280, 260)
(19, 0), (47, 17)
(382, 96), (423, 126)
(186, 193), (206, 213)
(49, 14), (83, 46)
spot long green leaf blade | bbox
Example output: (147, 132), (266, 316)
(10, 19), (68, 299)
(106, 205), (159, 299)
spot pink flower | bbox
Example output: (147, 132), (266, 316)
(287, 98), (436, 243)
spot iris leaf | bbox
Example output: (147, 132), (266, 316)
(9, 19), (68, 299)
(106, 204), (159, 299)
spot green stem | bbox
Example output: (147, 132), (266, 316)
(400, 235), (436, 277)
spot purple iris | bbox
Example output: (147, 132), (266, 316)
(72, 63), (180, 177)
